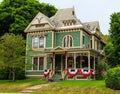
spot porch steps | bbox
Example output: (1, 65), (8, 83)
(52, 73), (62, 82)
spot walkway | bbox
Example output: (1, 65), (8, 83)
(21, 82), (53, 94)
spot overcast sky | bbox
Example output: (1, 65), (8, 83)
(1, 0), (120, 34)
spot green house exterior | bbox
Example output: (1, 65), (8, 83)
(24, 7), (105, 80)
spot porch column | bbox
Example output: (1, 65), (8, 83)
(74, 53), (76, 68)
(65, 52), (67, 69)
(88, 52), (90, 69)
(53, 52), (55, 71)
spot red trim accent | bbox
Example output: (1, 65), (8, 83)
(80, 69), (91, 77)
(44, 69), (51, 77)
(67, 69), (78, 77)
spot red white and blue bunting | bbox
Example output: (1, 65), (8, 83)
(80, 68), (91, 77)
(66, 68), (95, 78)
(67, 69), (78, 77)
(44, 69), (51, 77)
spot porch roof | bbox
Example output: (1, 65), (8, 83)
(45, 47), (104, 56)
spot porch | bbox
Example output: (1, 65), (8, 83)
(44, 47), (101, 80)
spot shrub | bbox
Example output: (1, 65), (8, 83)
(96, 59), (107, 79)
(105, 66), (120, 90)
(0, 68), (25, 80)
(15, 68), (25, 80)
(0, 69), (9, 80)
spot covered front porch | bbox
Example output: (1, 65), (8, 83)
(44, 47), (101, 80)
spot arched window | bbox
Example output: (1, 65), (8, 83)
(63, 35), (73, 48)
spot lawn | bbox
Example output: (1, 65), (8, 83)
(31, 80), (120, 94)
(0, 79), (47, 93)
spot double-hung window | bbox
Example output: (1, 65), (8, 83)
(33, 57), (44, 70)
(33, 36), (44, 48)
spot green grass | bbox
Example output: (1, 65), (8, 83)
(0, 79), (47, 93)
(31, 80), (120, 94)
(58, 80), (105, 87)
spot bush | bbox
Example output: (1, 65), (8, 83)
(0, 69), (9, 80)
(105, 66), (120, 90)
(0, 68), (25, 80)
(15, 68), (25, 80)
(96, 59), (107, 79)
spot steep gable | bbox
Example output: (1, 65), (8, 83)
(24, 12), (54, 33)
(50, 7), (82, 27)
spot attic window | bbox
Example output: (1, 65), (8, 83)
(35, 24), (45, 28)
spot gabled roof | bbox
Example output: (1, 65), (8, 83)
(24, 7), (103, 37)
(24, 12), (54, 33)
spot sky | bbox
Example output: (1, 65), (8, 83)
(0, 0), (120, 34)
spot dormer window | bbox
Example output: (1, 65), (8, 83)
(63, 35), (73, 48)
(63, 20), (75, 26)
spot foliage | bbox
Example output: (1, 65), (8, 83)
(0, 0), (57, 38)
(104, 42), (115, 67)
(101, 34), (110, 43)
(105, 66), (120, 90)
(96, 59), (107, 79)
(0, 69), (8, 80)
(0, 33), (25, 81)
(108, 12), (120, 66)
(0, 79), (47, 92)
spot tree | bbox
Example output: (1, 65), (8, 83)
(109, 12), (120, 66)
(0, 0), (57, 38)
(101, 34), (110, 43)
(104, 42), (115, 67)
(0, 33), (25, 81)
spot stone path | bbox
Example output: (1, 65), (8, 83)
(21, 82), (53, 94)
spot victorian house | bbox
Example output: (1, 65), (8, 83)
(24, 7), (105, 80)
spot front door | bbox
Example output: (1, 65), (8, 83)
(55, 54), (61, 73)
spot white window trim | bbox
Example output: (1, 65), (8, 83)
(32, 36), (46, 49)
(32, 57), (44, 71)
(62, 35), (74, 48)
